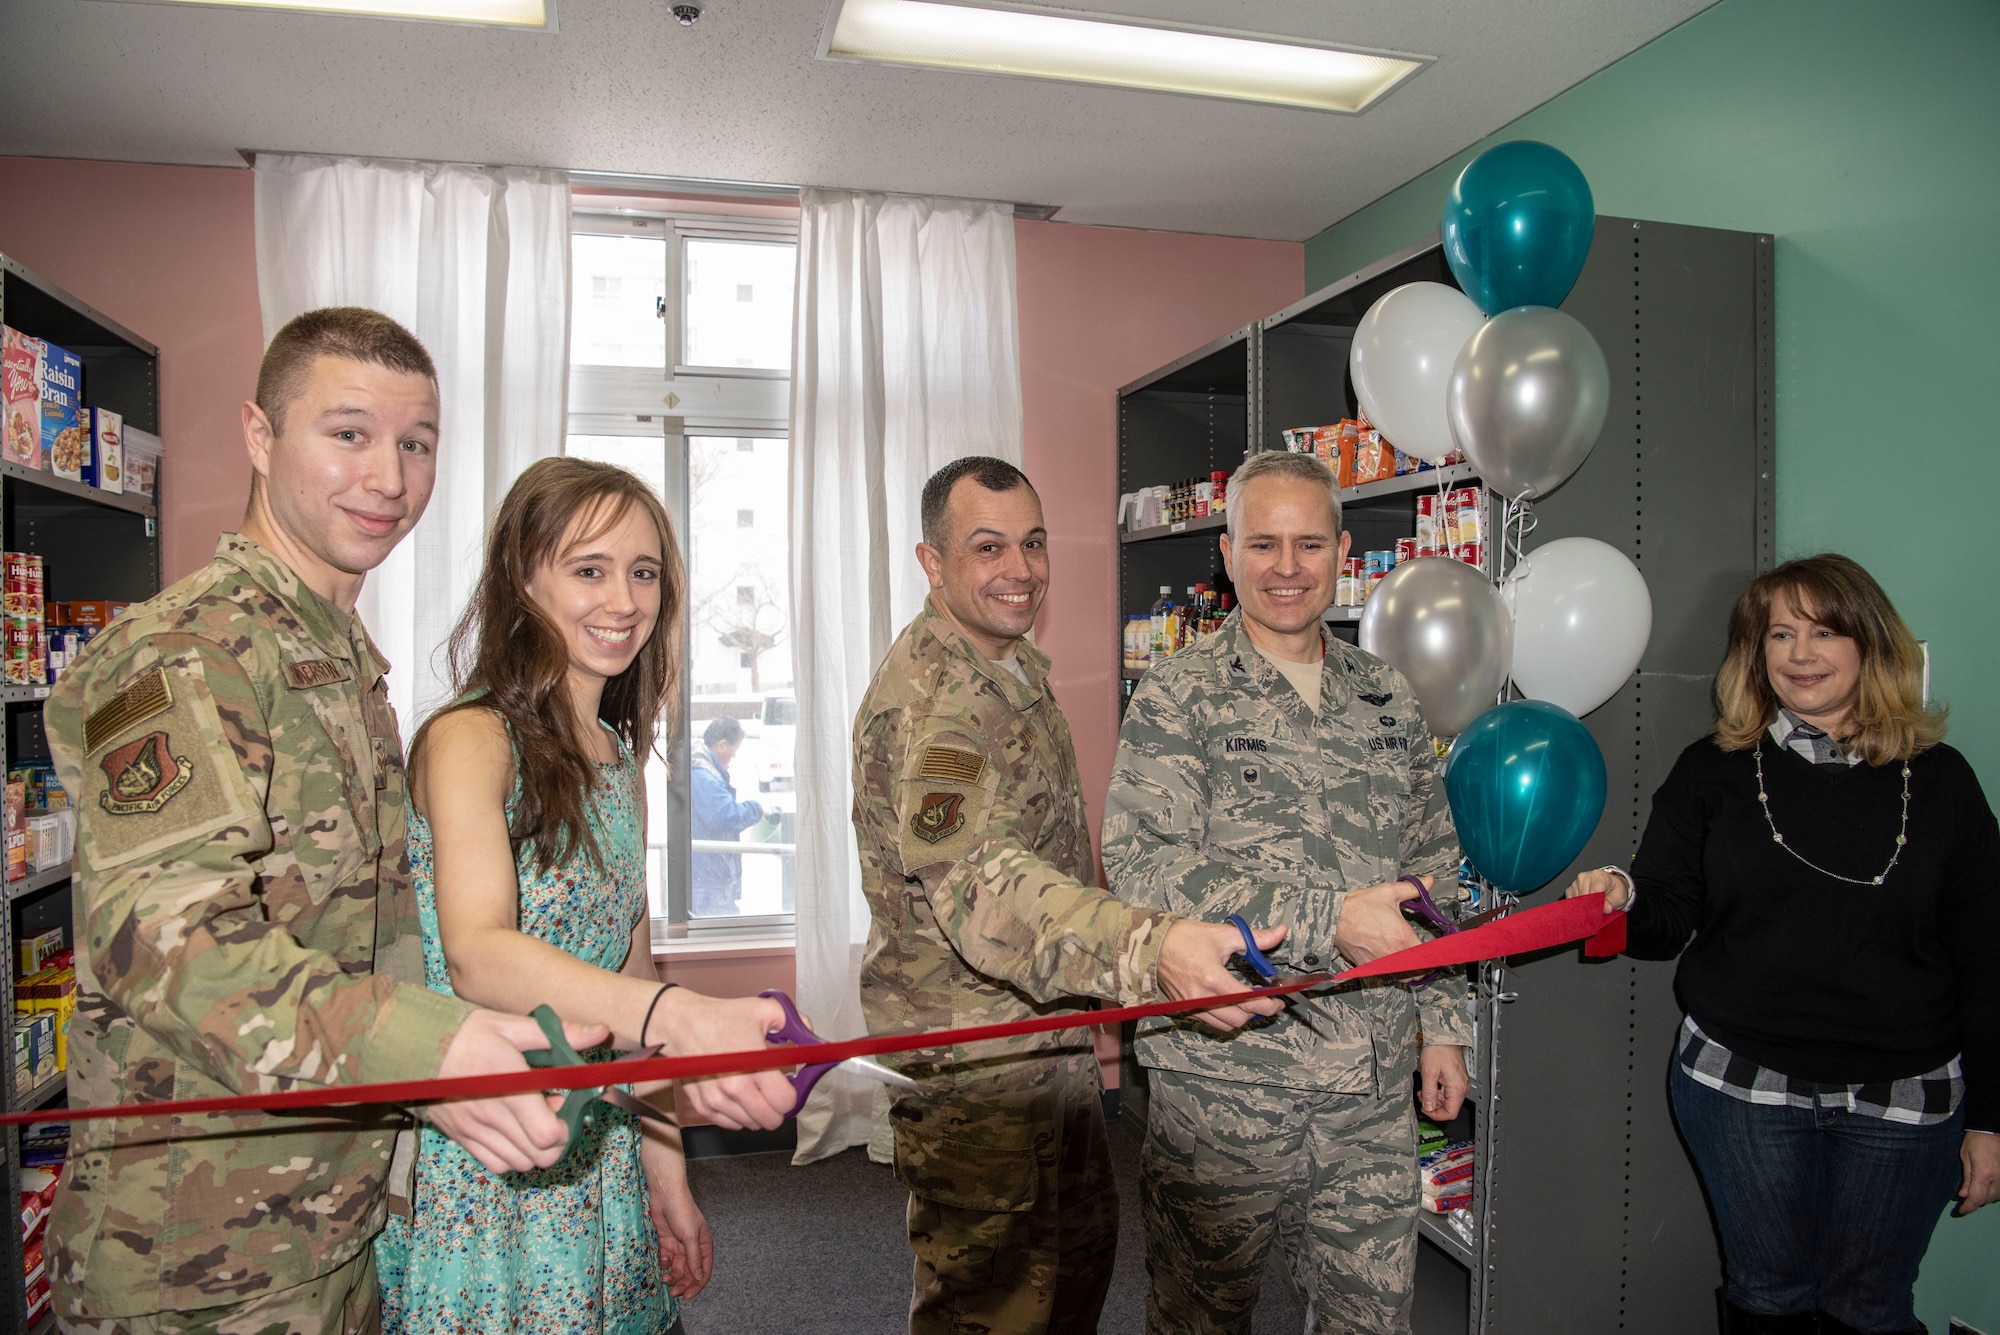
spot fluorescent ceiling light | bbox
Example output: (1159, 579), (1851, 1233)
(821, 0), (1425, 113)
(86, 0), (553, 29)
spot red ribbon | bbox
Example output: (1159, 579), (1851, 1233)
(0, 894), (1626, 1128)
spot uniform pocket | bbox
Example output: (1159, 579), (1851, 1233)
(893, 1119), (1040, 1213)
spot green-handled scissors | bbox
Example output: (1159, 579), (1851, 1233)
(522, 1003), (675, 1149)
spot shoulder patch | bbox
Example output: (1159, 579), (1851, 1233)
(910, 792), (967, 844)
(283, 658), (353, 689)
(82, 667), (172, 756)
(918, 746), (987, 785)
(99, 731), (194, 814)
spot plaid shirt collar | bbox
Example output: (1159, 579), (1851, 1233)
(1769, 708), (1861, 767)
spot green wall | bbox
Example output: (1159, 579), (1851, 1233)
(1305, 1), (2000, 1327)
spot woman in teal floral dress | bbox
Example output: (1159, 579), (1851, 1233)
(376, 458), (795, 1333)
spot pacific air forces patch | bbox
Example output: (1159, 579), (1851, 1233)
(98, 731), (193, 815)
(911, 792), (966, 844)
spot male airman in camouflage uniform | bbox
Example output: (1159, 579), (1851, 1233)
(43, 309), (594, 1335)
(854, 456), (1288, 1335)
(1104, 450), (1473, 1335)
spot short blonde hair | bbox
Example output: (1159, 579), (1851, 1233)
(1712, 554), (1944, 765)
(1227, 450), (1342, 541)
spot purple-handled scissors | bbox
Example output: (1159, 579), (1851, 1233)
(759, 989), (920, 1118)
(1398, 874), (1460, 988)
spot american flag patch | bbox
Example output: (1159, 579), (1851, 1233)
(918, 746), (986, 784)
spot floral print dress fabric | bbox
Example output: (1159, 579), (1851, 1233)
(376, 732), (672, 1334)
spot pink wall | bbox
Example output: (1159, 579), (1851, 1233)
(0, 158), (263, 585)
(1016, 219), (1301, 870)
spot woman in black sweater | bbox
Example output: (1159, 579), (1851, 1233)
(1567, 554), (1999, 1335)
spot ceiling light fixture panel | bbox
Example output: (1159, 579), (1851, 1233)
(820, 0), (1427, 113)
(83, 0), (555, 30)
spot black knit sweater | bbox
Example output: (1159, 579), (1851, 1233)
(1626, 735), (2000, 1132)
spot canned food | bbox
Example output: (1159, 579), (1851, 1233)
(1394, 538), (1418, 565)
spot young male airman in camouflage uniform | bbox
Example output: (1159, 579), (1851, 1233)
(1104, 450), (1474, 1335)
(853, 457), (1288, 1335)
(42, 309), (599, 1335)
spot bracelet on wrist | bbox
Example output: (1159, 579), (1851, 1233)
(640, 982), (678, 1048)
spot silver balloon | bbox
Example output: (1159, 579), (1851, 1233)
(1358, 557), (1513, 738)
(1445, 306), (1610, 500)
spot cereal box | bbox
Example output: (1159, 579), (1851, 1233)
(81, 408), (120, 490)
(38, 342), (82, 484)
(2, 328), (42, 469)
(4, 781), (22, 883)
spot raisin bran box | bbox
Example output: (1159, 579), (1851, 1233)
(2, 328), (42, 470)
(38, 341), (83, 484)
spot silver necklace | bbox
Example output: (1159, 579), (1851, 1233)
(1753, 742), (1910, 886)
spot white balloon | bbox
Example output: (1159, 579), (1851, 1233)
(1502, 537), (1652, 718)
(1349, 282), (1486, 464)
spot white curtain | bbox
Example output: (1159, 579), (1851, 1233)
(254, 154), (571, 720)
(790, 190), (1024, 1164)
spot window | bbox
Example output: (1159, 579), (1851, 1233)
(569, 208), (797, 938)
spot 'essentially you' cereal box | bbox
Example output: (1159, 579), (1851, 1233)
(2, 329), (42, 469)
(38, 341), (83, 483)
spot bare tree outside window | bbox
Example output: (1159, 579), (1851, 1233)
(697, 564), (786, 692)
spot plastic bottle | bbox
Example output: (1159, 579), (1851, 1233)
(1181, 586), (1200, 652)
(1150, 587), (1174, 659)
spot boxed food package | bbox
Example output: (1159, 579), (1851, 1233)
(59, 600), (112, 628)
(2, 328), (42, 469)
(19, 1164), (58, 1242)
(14, 1013), (55, 1089)
(16, 926), (62, 978)
(38, 341), (82, 481)
(15, 964), (76, 1070)
(23, 1233), (45, 1289)
(21, 1121), (68, 1170)
(81, 407), (120, 491)
(25, 1271), (50, 1322)
(4, 781), (22, 883)
(123, 425), (161, 501)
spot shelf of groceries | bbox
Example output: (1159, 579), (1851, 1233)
(1417, 1116), (1478, 1268)
(4, 551), (136, 696)
(3, 327), (161, 511)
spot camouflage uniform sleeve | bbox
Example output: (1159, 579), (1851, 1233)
(1399, 689), (1475, 1048)
(885, 712), (1173, 1008)
(1102, 668), (1339, 957)
(48, 632), (470, 1092)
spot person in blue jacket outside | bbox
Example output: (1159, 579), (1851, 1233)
(691, 716), (765, 915)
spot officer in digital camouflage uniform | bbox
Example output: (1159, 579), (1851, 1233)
(1104, 449), (1474, 1335)
(853, 456), (1289, 1335)
(43, 309), (607, 1335)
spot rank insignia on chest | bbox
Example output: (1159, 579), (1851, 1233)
(99, 731), (193, 815)
(911, 792), (966, 844)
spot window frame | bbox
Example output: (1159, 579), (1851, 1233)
(568, 205), (797, 942)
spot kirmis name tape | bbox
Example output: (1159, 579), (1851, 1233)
(0, 894), (1626, 1128)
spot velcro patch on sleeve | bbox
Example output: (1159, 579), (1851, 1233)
(82, 667), (172, 756)
(917, 746), (987, 785)
(283, 658), (354, 689)
(910, 792), (967, 844)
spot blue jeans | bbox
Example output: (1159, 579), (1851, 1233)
(1670, 1059), (1963, 1333)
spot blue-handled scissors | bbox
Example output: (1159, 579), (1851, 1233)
(1224, 913), (1279, 982)
(759, 989), (920, 1118)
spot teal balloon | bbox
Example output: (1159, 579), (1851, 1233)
(1442, 141), (1595, 315)
(1444, 700), (1607, 895)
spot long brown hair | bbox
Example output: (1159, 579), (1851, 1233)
(1712, 553), (1944, 766)
(417, 457), (685, 872)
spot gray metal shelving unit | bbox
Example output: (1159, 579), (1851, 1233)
(1113, 216), (1774, 1335)
(0, 255), (162, 1335)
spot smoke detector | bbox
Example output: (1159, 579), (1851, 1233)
(671, 2), (701, 23)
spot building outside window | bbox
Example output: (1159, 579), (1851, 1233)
(566, 203), (796, 938)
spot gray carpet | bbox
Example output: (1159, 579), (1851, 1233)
(678, 1108), (1311, 1334)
